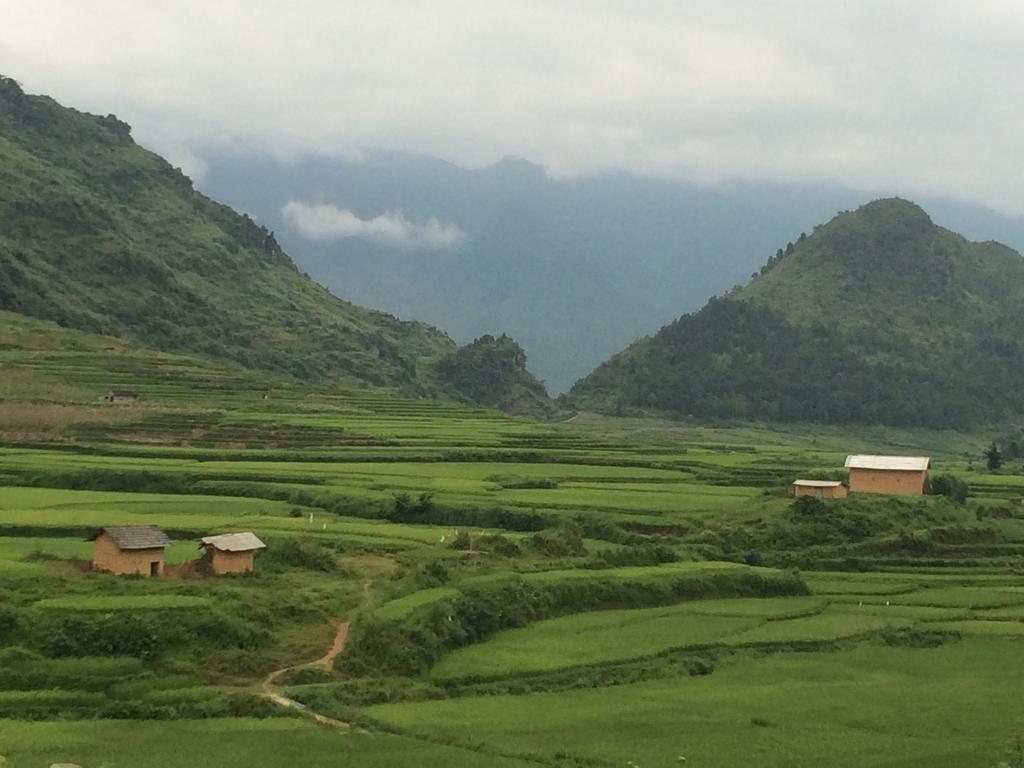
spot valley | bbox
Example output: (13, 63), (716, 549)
(1, 314), (1023, 767)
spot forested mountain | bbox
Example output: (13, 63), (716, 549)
(570, 199), (1024, 427)
(197, 148), (1024, 394)
(435, 334), (560, 418)
(0, 77), (456, 390)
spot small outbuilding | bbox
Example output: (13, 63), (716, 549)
(91, 525), (172, 576)
(99, 389), (139, 403)
(791, 479), (848, 499)
(198, 532), (266, 575)
(845, 454), (931, 495)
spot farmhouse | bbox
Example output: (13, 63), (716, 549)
(198, 532), (266, 574)
(791, 479), (848, 499)
(845, 454), (931, 495)
(99, 389), (139, 403)
(91, 525), (172, 576)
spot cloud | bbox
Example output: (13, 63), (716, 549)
(281, 202), (465, 250)
(5, 1), (1024, 214)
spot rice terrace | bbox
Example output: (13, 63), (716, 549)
(0, 310), (1022, 768)
(5, 6), (1024, 766)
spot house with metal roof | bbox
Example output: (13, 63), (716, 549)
(198, 532), (266, 575)
(791, 479), (848, 499)
(844, 455), (932, 495)
(90, 525), (172, 576)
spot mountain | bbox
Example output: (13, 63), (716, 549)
(0, 76), (457, 391)
(195, 147), (1024, 394)
(570, 199), (1024, 428)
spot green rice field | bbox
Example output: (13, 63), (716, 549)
(2, 328), (1024, 767)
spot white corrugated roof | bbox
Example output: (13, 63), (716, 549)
(199, 532), (266, 552)
(844, 455), (931, 471)
(792, 480), (845, 487)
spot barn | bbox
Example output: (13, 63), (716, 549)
(844, 455), (931, 495)
(91, 525), (172, 576)
(791, 479), (848, 499)
(198, 532), (266, 575)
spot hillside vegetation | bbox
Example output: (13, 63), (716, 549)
(435, 334), (561, 418)
(0, 76), (456, 390)
(572, 199), (1024, 427)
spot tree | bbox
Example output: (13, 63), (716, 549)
(984, 442), (1003, 471)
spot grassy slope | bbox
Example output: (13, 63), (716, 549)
(0, 76), (455, 390)
(571, 198), (1024, 427)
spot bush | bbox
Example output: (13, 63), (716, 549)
(529, 521), (586, 557)
(417, 560), (450, 588)
(928, 474), (969, 504)
(0, 606), (17, 645)
(791, 495), (827, 518)
(596, 544), (678, 568)
(263, 538), (336, 572)
(22, 608), (269, 659)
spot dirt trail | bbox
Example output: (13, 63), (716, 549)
(260, 621), (360, 730)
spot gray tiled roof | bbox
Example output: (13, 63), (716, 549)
(95, 525), (172, 550)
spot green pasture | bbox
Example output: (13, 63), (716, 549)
(0, 718), (534, 768)
(431, 596), (827, 680)
(372, 638), (1024, 768)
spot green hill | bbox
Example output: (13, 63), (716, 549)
(435, 334), (562, 418)
(571, 199), (1024, 427)
(0, 75), (455, 390)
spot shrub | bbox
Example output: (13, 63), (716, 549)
(0, 607), (17, 645)
(791, 495), (827, 518)
(417, 560), (450, 588)
(262, 538), (336, 572)
(596, 544), (678, 568)
(529, 521), (586, 557)
(928, 474), (969, 504)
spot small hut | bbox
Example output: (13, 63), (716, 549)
(791, 479), (848, 499)
(91, 525), (171, 576)
(845, 455), (931, 495)
(198, 532), (266, 575)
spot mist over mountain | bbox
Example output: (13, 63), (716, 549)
(196, 149), (1024, 394)
(0, 78), (459, 391)
(571, 199), (1024, 427)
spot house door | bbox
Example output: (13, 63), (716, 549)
(150, 561), (160, 577)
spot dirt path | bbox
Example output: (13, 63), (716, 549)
(260, 621), (360, 730)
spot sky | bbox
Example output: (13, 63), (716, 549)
(3, 1), (1024, 215)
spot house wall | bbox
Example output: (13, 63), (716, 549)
(848, 468), (928, 495)
(210, 548), (255, 574)
(793, 484), (848, 499)
(92, 533), (165, 576)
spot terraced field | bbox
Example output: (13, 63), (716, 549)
(3, 316), (1024, 767)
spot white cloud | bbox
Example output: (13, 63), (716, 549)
(282, 201), (465, 250)
(4, 1), (1024, 214)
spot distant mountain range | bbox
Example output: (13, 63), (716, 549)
(197, 147), (1024, 393)
(0, 76), (554, 410)
(571, 199), (1024, 427)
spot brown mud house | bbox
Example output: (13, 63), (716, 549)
(198, 532), (266, 574)
(91, 525), (172, 576)
(844, 454), (931, 495)
(791, 479), (848, 499)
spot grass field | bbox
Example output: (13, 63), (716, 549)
(370, 639), (1024, 768)
(0, 718), (536, 767)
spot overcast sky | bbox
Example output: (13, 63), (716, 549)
(4, 1), (1023, 215)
